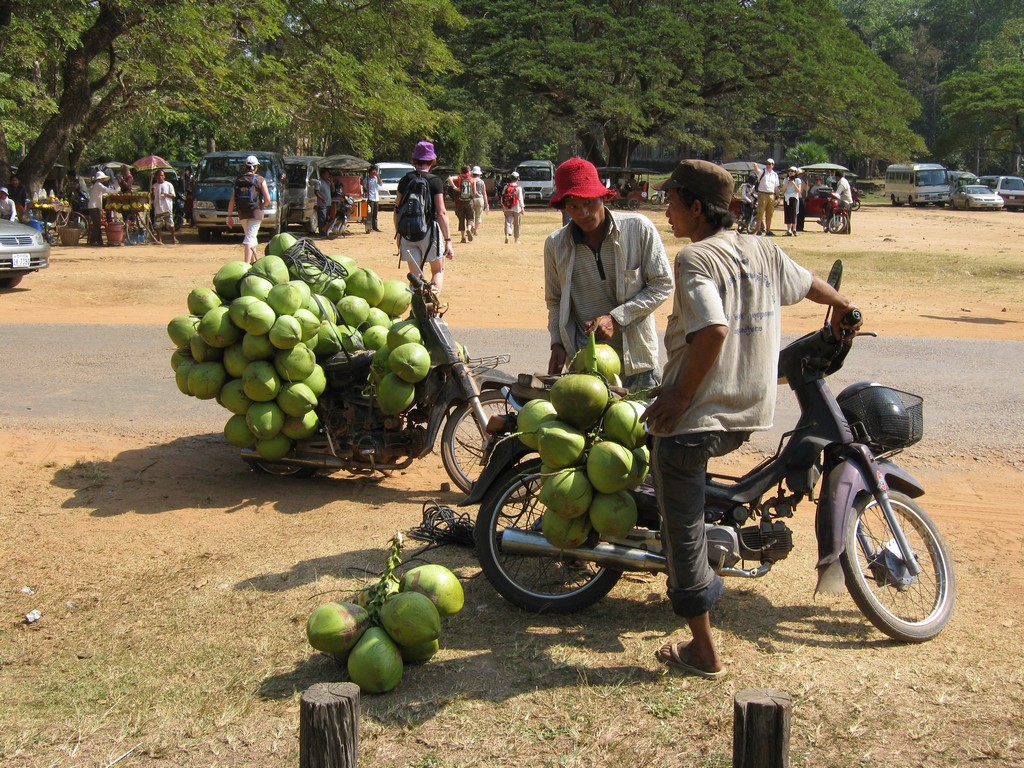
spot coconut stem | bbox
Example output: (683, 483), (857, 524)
(366, 532), (404, 622)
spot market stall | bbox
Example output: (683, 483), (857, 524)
(104, 192), (157, 245)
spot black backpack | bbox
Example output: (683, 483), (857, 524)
(396, 171), (433, 241)
(233, 172), (264, 213)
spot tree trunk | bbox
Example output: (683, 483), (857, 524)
(13, 2), (132, 193)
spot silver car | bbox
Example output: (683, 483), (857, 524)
(0, 218), (50, 289)
(950, 185), (1005, 211)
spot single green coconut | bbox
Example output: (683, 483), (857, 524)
(305, 294), (338, 324)
(344, 267), (385, 306)
(265, 232), (299, 258)
(267, 281), (305, 316)
(399, 564), (465, 618)
(377, 279), (413, 316)
(516, 399), (559, 449)
(268, 314), (303, 349)
(274, 344), (316, 382)
(187, 287), (222, 316)
(369, 346), (391, 385)
(541, 509), (592, 549)
(189, 333), (223, 363)
(538, 467), (594, 519)
(292, 308), (321, 342)
(322, 277), (346, 303)
(170, 348), (193, 373)
(361, 325), (389, 351)
(347, 627), (403, 694)
(188, 361), (228, 400)
(213, 260), (251, 301)
(601, 399), (648, 450)
(277, 381), (317, 416)
(306, 601), (370, 657)
(586, 440), (635, 494)
(238, 272), (275, 301)
(222, 341), (249, 379)
(255, 433), (292, 460)
(246, 401), (285, 439)
(379, 591), (441, 646)
(387, 319), (422, 351)
(326, 253), (357, 274)
(399, 637), (440, 665)
(569, 343), (622, 380)
(376, 373), (416, 415)
(550, 373), (609, 431)
(167, 314), (200, 348)
(229, 298), (275, 336)
(588, 491), (638, 538)
(217, 378), (254, 415)
(198, 306), (243, 348)
(224, 413), (257, 448)
(536, 421), (587, 470)
(338, 295), (371, 328)
(313, 321), (344, 357)
(388, 342), (431, 383)
(242, 331), (275, 361)
(281, 409), (320, 439)
(250, 253), (290, 285)
(337, 325), (364, 354)
(364, 307), (391, 329)
(174, 359), (195, 396)
(242, 360), (281, 402)
(303, 365), (327, 397)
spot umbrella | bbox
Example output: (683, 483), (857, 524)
(133, 154), (173, 171)
(721, 161), (759, 174)
(799, 162), (850, 173)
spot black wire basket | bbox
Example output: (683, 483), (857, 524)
(837, 385), (924, 452)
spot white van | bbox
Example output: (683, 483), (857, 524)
(884, 163), (950, 206)
(375, 162), (415, 208)
(514, 160), (557, 203)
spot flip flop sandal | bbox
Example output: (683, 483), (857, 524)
(655, 642), (727, 680)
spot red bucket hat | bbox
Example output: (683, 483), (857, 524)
(549, 158), (615, 208)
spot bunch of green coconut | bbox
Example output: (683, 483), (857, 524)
(515, 335), (650, 548)
(305, 533), (464, 693)
(166, 233), (440, 459)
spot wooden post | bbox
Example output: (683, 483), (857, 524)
(299, 682), (361, 768)
(732, 688), (792, 768)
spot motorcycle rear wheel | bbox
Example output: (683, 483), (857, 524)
(474, 459), (621, 614)
(840, 491), (956, 642)
(440, 389), (515, 493)
(827, 212), (849, 234)
(245, 460), (318, 479)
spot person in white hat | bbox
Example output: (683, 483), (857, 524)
(226, 155), (270, 264)
(0, 187), (17, 222)
(782, 166), (803, 236)
(752, 158), (779, 236)
(469, 165), (488, 237)
(87, 170), (120, 246)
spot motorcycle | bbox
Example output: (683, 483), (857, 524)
(241, 254), (517, 492)
(466, 261), (956, 643)
(736, 197), (758, 234)
(818, 192), (852, 234)
(325, 195), (355, 240)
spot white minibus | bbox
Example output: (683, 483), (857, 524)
(884, 163), (950, 206)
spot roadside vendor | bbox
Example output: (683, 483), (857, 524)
(87, 171), (119, 246)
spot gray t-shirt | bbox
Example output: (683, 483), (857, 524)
(660, 229), (812, 435)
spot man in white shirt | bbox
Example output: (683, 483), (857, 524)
(151, 169), (178, 244)
(366, 166), (382, 232)
(753, 158), (780, 236)
(834, 170), (853, 209)
(0, 187), (16, 222)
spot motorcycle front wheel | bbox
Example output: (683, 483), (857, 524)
(245, 460), (318, 479)
(840, 491), (956, 642)
(474, 460), (621, 614)
(827, 212), (849, 234)
(440, 389), (515, 493)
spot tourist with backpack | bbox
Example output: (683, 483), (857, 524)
(500, 171), (525, 244)
(394, 141), (453, 292)
(470, 165), (488, 237)
(453, 165), (474, 242)
(226, 155), (270, 264)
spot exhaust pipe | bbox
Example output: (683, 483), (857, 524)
(500, 529), (668, 572)
(239, 448), (413, 472)
(500, 529), (776, 579)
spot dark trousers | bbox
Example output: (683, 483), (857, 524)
(368, 200), (380, 231)
(87, 208), (104, 245)
(651, 431), (749, 618)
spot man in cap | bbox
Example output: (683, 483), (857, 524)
(87, 170), (120, 246)
(226, 155), (270, 264)
(753, 157), (779, 236)
(0, 187), (17, 222)
(394, 141), (454, 292)
(641, 159), (861, 679)
(544, 158), (672, 392)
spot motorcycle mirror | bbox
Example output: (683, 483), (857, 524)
(827, 260), (843, 291)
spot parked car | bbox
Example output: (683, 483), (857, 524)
(375, 162), (415, 208)
(192, 151), (288, 241)
(950, 184), (1004, 211)
(0, 218), (50, 289)
(284, 155), (323, 234)
(976, 175), (1024, 211)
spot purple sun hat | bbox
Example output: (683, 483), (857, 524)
(411, 141), (437, 162)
